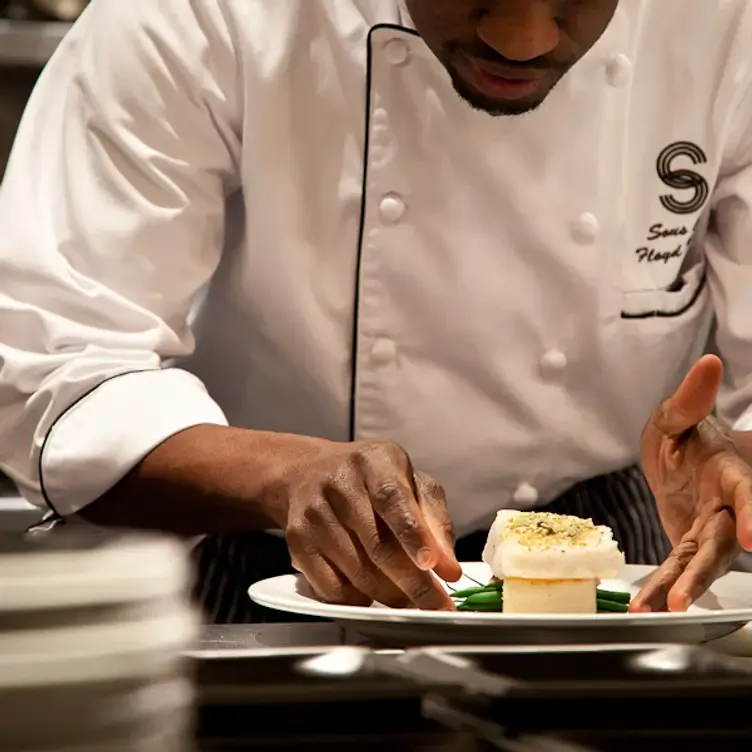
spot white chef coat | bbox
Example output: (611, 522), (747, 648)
(2, 0), (752, 538)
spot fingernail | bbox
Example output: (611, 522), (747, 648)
(417, 548), (434, 570)
(740, 526), (752, 552)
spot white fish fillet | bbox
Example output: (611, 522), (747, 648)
(482, 510), (625, 581)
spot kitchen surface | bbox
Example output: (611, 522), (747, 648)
(192, 623), (752, 750)
(3, 524), (752, 751)
(5, 528), (752, 752)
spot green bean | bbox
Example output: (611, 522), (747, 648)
(596, 598), (629, 613)
(452, 580), (631, 614)
(457, 602), (502, 612)
(596, 589), (630, 604)
(463, 591), (503, 607)
(450, 585), (500, 599)
(456, 598), (629, 613)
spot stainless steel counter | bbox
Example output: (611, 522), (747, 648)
(0, 471), (41, 531)
(192, 626), (752, 752)
(197, 623), (366, 653)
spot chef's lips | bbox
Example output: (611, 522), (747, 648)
(405, 0), (619, 116)
(442, 41), (570, 116)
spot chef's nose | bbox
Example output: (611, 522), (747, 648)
(477, 1), (560, 62)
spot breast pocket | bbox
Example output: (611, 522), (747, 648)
(620, 260), (708, 322)
(603, 260), (714, 423)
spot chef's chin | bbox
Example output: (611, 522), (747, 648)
(448, 69), (552, 117)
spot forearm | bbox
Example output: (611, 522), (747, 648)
(79, 424), (323, 536)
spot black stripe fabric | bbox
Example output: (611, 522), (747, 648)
(192, 531), (323, 624)
(194, 464), (671, 624)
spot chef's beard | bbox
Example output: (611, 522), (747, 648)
(445, 64), (562, 117)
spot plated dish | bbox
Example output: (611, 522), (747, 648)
(468, 510), (629, 614)
(249, 511), (752, 646)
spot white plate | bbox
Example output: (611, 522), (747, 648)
(249, 563), (752, 647)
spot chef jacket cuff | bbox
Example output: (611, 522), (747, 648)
(40, 368), (228, 517)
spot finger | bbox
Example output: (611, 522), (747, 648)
(646, 355), (723, 442)
(358, 444), (445, 571)
(667, 511), (739, 611)
(327, 484), (456, 610)
(705, 452), (752, 551)
(732, 475), (752, 552)
(370, 517), (456, 610)
(660, 355), (723, 436)
(738, 503), (752, 552)
(640, 357), (724, 491)
(629, 540), (697, 613)
(295, 553), (372, 607)
(413, 470), (462, 583)
(714, 456), (752, 552)
(329, 536), (412, 609)
(308, 500), (411, 608)
(287, 500), (372, 606)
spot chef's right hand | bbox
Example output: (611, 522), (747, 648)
(275, 439), (462, 610)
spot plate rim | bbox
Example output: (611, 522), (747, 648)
(248, 563), (752, 628)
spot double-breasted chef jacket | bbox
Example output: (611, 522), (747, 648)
(1, 0), (752, 538)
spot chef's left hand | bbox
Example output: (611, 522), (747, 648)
(631, 354), (752, 613)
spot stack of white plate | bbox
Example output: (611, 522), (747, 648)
(0, 530), (200, 752)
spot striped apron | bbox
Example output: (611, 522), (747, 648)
(194, 464), (671, 624)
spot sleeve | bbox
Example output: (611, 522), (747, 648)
(707, 80), (752, 432)
(0, 0), (243, 515)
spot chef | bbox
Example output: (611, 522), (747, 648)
(1, 0), (752, 623)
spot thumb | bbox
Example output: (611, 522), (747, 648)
(649, 355), (723, 439)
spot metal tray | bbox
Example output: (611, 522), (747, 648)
(192, 647), (420, 706)
(394, 645), (752, 734)
(191, 647), (477, 751)
(191, 645), (752, 747)
(542, 730), (752, 752)
(395, 644), (752, 698)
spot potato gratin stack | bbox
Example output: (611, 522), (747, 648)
(481, 510), (626, 614)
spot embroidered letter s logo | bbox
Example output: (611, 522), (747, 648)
(656, 141), (709, 215)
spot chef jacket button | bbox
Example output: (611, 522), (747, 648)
(513, 483), (539, 506)
(370, 337), (397, 365)
(606, 54), (633, 88)
(540, 349), (568, 377)
(572, 212), (599, 243)
(380, 194), (406, 224)
(384, 39), (410, 66)
(372, 108), (390, 128)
